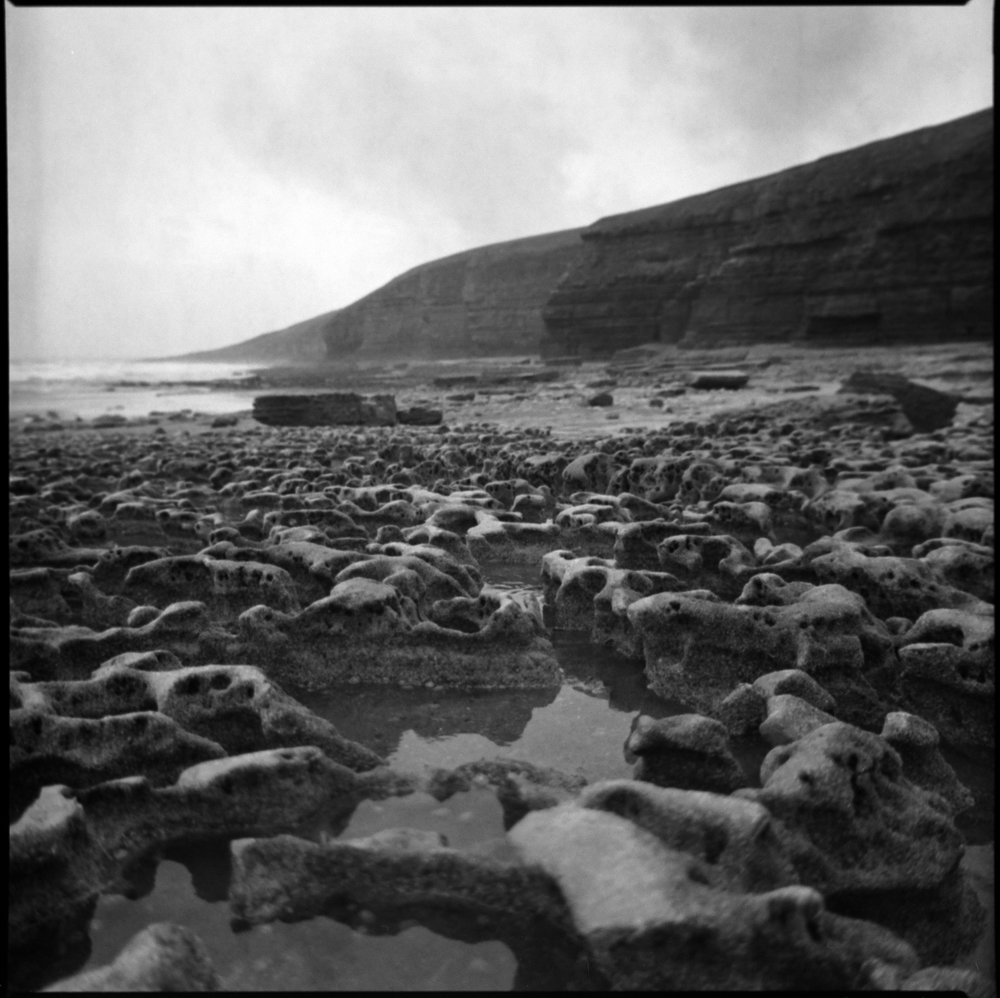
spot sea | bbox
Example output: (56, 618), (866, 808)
(9, 359), (262, 421)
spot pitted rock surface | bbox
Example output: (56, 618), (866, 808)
(628, 583), (893, 728)
(737, 722), (984, 963)
(8, 341), (994, 991)
(626, 714), (747, 793)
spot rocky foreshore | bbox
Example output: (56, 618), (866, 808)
(8, 345), (994, 991)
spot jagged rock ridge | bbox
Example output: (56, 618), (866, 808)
(542, 108), (993, 357)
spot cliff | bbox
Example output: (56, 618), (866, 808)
(322, 228), (584, 360)
(160, 311), (336, 364)
(542, 108), (994, 357)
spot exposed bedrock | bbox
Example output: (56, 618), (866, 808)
(224, 777), (928, 991)
(11, 731), (990, 992)
(542, 108), (992, 356)
(122, 554), (302, 618)
(9, 601), (228, 681)
(228, 834), (588, 985)
(540, 549), (683, 643)
(235, 577), (561, 690)
(628, 582), (897, 729)
(9, 661), (383, 820)
(8, 748), (391, 963)
(322, 227), (584, 360)
(735, 722), (985, 964)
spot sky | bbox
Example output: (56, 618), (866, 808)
(7, 5), (994, 361)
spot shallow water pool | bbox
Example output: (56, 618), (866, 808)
(62, 564), (994, 990)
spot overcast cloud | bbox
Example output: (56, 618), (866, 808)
(7, 4), (993, 360)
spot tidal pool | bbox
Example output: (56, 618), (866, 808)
(64, 564), (994, 990)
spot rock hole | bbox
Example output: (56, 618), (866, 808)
(687, 865), (711, 886)
(703, 827), (728, 864)
(209, 673), (231, 691)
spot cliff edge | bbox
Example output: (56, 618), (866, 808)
(161, 312), (336, 364)
(542, 108), (993, 357)
(322, 228), (584, 360)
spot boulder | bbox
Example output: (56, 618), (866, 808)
(839, 371), (958, 433)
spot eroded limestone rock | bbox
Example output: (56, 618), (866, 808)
(628, 584), (893, 727)
(625, 714), (747, 793)
(236, 577), (561, 690)
(737, 722), (984, 964)
(10, 709), (226, 822)
(509, 800), (918, 990)
(879, 711), (975, 815)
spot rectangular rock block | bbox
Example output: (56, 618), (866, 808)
(252, 393), (397, 427)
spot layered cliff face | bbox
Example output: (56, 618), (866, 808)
(166, 312), (335, 364)
(323, 228), (583, 360)
(542, 109), (993, 357)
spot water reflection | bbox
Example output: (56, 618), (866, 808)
(79, 860), (519, 992)
(288, 685), (560, 758)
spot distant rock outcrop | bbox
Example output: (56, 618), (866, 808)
(542, 109), (993, 357)
(321, 228), (583, 360)
(163, 313), (336, 364)
(159, 110), (990, 365)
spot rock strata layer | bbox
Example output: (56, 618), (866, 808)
(543, 108), (993, 356)
(323, 228), (583, 359)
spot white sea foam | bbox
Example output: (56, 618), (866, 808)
(9, 360), (260, 420)
(9, 359), (256, 386)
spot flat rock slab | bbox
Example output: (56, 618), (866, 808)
(252, 393), (397, 427)
(689, 370), (751, 390)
